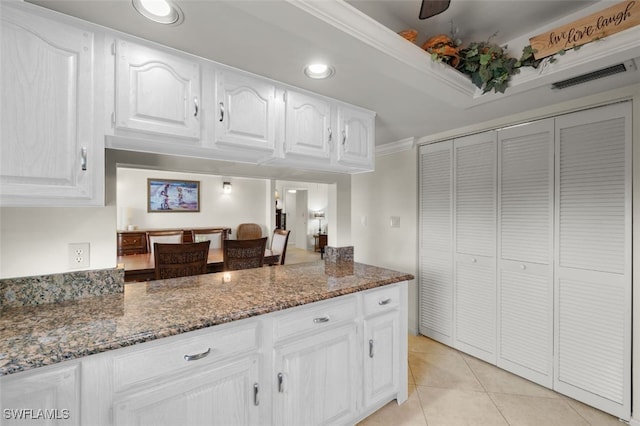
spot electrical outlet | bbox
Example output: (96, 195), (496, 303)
(68, 243), (90, 269)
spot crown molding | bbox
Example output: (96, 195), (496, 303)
(376, 137), (416, 157)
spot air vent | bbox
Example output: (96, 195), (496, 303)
(551, 60), (637, 90)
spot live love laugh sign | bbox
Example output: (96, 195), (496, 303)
(529, 0), (639, 59)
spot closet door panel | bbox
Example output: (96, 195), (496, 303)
(418, 142), (453, 344)
(453, 132), (497, 363)
(454, 255), (495, 363)
(454, 134), (497, 257)
(554, 102), (631, 420)
(497, 120), (553, 387)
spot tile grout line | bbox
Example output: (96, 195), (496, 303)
(408, 352), (431, 426)
(460, 353), (513, 426)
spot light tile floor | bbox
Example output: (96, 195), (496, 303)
(360, 334), (623, 426)
(282, 247), (322, 264)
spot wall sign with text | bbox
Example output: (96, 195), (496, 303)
(529, 0), (639, 59)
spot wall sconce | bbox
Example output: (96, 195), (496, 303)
(223, 181), (232, 194)
(313, 211), (325, 233)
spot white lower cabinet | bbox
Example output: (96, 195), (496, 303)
(1, 283), (408, 426)
(363, 312), (400, 409)
(113, 356), (261, 426)
(0, 361), (81, 426)
(273, 324), (358, 426)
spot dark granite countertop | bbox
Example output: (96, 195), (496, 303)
(0, 261), (413, 376)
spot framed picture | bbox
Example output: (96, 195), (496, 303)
(147, 178), (200, 212)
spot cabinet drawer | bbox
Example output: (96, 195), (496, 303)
(117, 232), (147, 255)
(113, 321), (258, 392)
(119, 234), (146, 248)
(273, 295), (357, 341)
(363, 284), (400, 316)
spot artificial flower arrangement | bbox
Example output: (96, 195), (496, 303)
(401, 28), (552, 94)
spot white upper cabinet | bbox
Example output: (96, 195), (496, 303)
(115, 39), (201, 139)
(0, 4), (103, 206)
(215, 70), (276, 153)
(283, 90), (332, 160)
(336, 105), (375, 169)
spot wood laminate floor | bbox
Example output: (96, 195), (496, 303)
(359, 334), (622, 426)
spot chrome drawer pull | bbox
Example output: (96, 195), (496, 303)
(183, 347), (211, 361)
(80, 147), (87, 171)
(277, 372), (284, 393)
(253, 383), (259, 406)
(369, 339), (374, 358)
(378, 298), (392, 305)
(313, 316), (330, 324)
(194, 96), (199, 117)
(219, 102), (225, 122)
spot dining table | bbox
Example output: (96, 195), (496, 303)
(118, 248), (281, 282)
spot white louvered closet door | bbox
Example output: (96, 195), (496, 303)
(453, 131), (497, 363)
(418, 142), (453, 345)
(554, 102), (631, 420)
(497, 119), (554, 388)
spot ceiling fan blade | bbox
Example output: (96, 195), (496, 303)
(419, 0), (451, 20)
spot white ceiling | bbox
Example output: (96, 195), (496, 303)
(25, 0), (640, 146)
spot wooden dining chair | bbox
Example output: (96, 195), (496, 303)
(223, 237), (267, 271)
(153, 241), (211, 280)
(191, 229), (225, 249)
(270, 229), (291, 265)
(236, 223), (262, 240)
(147, 230), (183, 254)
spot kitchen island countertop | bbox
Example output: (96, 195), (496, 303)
(0, 261), (413, 376)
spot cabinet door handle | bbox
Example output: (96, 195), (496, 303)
(369, 339), (374, 358)
(313, 316), (330, 324)
(253, 383), (259, 406)
(80, 147), (87, 171)
(378, 298), (392, 305)
(277, 372), (284, 393)
(219, 102), (225, 122)
(328, 127), (332, 142)
(342, 130), (347, 145)
(194, 96), (199, 117)
(183, 347), (211, 361)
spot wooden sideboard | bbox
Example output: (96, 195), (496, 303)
(117, 227), (231, 256)
(313, 233), (328, 253)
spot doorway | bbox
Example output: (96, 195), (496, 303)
(284, 189), (308, 250)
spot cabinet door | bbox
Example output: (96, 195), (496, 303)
(453, 131), (497, 364)
(215, 70), (276, 152)
(0, 363), (80, 426)
(336, 106), (374, 169)
(554, 102), (631, 420)
(418, 141), (454, 345)
(115, 39), (200, 139)
(273, 323), (358, 426)
(363, 311), (400, 409)
(497, 119), (554, 388)
(114, 356), (261, 426)
(0, 5), (101, 206)
(284, 91), (331, 159)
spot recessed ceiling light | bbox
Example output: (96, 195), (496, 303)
(304, 63), (335, 79)
(132, 0), (183, 25)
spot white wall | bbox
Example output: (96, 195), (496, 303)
(351, 148), (419, 334)
(117, 168), (268, 236)
(0, 206), (116, 278)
